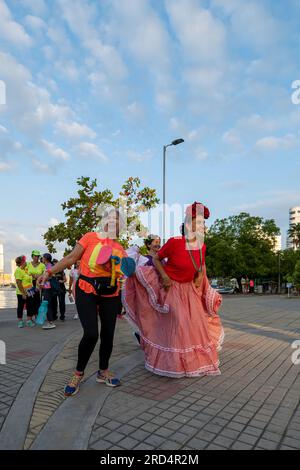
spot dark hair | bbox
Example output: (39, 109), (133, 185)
(144, 234), (160, 250)
(180, 223), (185, 236)
(43, 253), (52, 263)
(15, 256), (25, 266)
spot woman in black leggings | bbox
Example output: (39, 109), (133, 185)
(38, 209), (129, 397)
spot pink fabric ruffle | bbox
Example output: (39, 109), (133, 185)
(122, 266), (224, 378)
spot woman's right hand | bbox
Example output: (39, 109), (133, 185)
(162, 275), (172, 291)
(37, 272), (50, 288)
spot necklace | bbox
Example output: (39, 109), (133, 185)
(186, 239), (203, 273)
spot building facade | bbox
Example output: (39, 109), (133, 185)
(287, 206), (300, 249)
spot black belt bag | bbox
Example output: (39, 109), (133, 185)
(78, 275), (118, 296)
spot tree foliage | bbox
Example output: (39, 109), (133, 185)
(205, 212), (281, 279)
(288, 222), (300, 249)
(43, 176), (159, 254)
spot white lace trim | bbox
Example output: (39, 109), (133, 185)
(145, 361), (221, 378)
(136, 268), (169, 314)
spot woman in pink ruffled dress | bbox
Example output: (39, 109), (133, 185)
(122, 202), (224, 378)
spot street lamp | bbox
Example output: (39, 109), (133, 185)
(163, 138), (185, 244)
(278, 250), (282, 295)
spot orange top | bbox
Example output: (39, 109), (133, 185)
(78, 232), (127, 295)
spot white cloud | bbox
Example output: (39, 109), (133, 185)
(126, 102), (144, 120)
(0, 162), (14, 172)
(58, 0), (128, 85)
(212, 0), (283, 52)
(232, 189), (300, 231)
(48, 218), (59, 226)
(19, 0), (47, 16)
(23, 14), (46, 30)
(0, 0), (32, 47)
(41, 139), (70, 161)
(222, 129), (243, 149)
(255, 135), (297, 151)
(54, 60), (80, 81)
(195, 148), (209, 161)
(32, 159), (54, 174)
(166, 0), (226, 64)
(0, 52), (74, 136)
(77, 142), (108, 162)
(110, 0), (172, 74)
(127, 149), (152, 163)
(56, 121), (96, 139)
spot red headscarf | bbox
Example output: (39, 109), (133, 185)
(185, 202), (210, 220)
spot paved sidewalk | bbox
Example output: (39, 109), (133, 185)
(0, 296), (300, 450)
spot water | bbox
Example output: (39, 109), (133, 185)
(0, 288), (73, 310)
(0, 288), (17, 309)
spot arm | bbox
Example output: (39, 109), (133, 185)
(69, 274), (73, 293)
(153, 254), (172, 290)
(16, 280), (27, 298)
(38, 244), (84, 286)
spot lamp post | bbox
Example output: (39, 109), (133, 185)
(278, 251), (281, 295)
(163, 138), (184, 244)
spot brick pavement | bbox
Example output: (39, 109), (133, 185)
(0, 295), (300, 450)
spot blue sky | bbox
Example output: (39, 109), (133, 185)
(1, 0), (300, 270)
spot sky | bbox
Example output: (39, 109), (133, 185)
(1, 0), (300, 271)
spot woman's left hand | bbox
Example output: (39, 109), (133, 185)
(194, 273), (204, 288)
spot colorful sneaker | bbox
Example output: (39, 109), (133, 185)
(26, 320), (35, 328)
(18, 321), (25, 328)
(64, 372), (84, 397)
(42, 322), (56, 330)
(96, 371), (121, 387)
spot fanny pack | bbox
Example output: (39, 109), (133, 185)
(78, 274), (119, 296)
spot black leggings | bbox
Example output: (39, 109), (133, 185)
(17, 295), (34, 320)
(32, 290), (41, 317)
(75, 284), (122, 373)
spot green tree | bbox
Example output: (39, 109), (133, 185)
(287, 223), (300, 249)
(293, 260), (300, 292)
(280, 249), (300, 281)
(205, 212), (280, 279)
(43, 176), (159, 254)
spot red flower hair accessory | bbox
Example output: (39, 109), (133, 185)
(185, 202), (210, 219)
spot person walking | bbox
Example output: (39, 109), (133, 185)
(122, 202), (224, 378)
(41, 253), (57, 330)
(52, 260), (67, 322)
(38, 208), (130, 396)
(27, 250), (45, 319)
(14, 256), (35, 328)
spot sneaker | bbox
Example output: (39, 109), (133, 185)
(60, 317), (65, 322)
(96, 371), (121, 387)
(18, 320), (25, 328)
(73, 314), (79, 320)
(26, 320), (35, 328)
(42, 322), (56, 330)
(64, 371), (84, 397)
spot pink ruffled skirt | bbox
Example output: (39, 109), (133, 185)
(122, 266), (224, 378)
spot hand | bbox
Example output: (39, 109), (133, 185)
(162, 275), (172, 291)
(22, 293), (27, 300)
(194, 272), (204, 289)
(37, 272), (50, 288)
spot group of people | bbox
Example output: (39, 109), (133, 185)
(14, 253), (80, 329)
(241, 276), (255, 294)
(22, 201), (224, 396)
